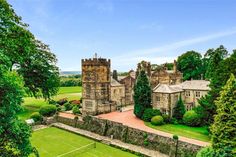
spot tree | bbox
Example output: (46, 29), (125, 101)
(177, 51), (203, 80)
(199, 47), (234, 124)
(210, 74), (236, 156)
(133, 70), (152, 118)
(204, 45), (228, 80)
(0, 0), (59, 156)
(172, 96), (186, 121)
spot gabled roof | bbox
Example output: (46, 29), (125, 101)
(180, 80), (210, 91)
(153, 84), (183, 94)
(153, 80), (210, 94)
(111, 78), (123, 87)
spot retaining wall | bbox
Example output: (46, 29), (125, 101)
(56, 115), (202, 157)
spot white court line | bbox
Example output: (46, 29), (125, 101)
(56, 143), (95, 157)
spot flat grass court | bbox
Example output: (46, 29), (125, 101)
(31, 127), (137, 157)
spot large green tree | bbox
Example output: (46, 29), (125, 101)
(211, 74), (236, 156)
(199, 46), (234, 124)
(133, 70), (152, 118)
(177, 51), (203, 80)
(0, 0), (60, 156)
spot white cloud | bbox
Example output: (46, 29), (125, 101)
(111, 28), (236, 71)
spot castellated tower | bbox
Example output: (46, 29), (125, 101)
(82, 55), (114, 115)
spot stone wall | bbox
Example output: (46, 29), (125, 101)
(56, 115), (202, 157)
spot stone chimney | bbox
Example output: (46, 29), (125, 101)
(112, 70), (118, 81)
(173, 60), (177, 73)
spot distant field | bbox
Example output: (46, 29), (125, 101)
(31, 127), (137, 157)
(17, 86), (82, 120)
(58, 86), (82, 94)
(145, 122), (210, 142)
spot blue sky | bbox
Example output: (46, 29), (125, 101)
(8, 0), (236, 71)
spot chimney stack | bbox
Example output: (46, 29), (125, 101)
(173, 60), (177, 73)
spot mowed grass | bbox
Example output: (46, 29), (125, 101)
(17, 86), (82, 120)
(31, 127), (137, 157)
(58, 86), (82, 94)
(145, 122), (210, 142)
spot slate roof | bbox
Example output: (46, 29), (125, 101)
(153, 84), (183, 94)
(111, 78), (123, 87)
(153, 80), (210, 93)
(180, 80), (210, 91)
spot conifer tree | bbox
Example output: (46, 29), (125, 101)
(133, 70), (152, 118)
(211, 74), (236, 156)
(172, 96), (186, 121)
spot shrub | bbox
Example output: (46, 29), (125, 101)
(30, 112), (43, 122)
(57, 98), (68, 105)
(197, 146), (214, 157)
(162, 114), (170, 123)
(64, 102), (73, 111)
(173, 134), (179, 140)
(170, 117), (178, 125)
(59, 105), (66, 112)
(143, 139), (149, 146)
(183, 110), (201, 126)
(142, 108), (161, 122)
(39, 105), (57, 117)
(151, 115), (164, 126)
(72, 106), (81, 115)
(48, 99), (57, 105)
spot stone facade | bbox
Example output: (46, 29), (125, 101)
(150, 60), (182, 88)
(153, 80), (210, 116)
(110, 78), (125, 105)
(118, 71), (136, 105)
(82, 56), (116, 115)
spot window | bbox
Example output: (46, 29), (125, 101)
(196, 91), (201, 98)
(113, 89), (116, 94)
(156, 96), (160, 102)
(185, 91), (190, 97)
(119, 89), (122, 94)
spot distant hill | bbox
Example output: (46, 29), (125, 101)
(60, 71), (81, 76)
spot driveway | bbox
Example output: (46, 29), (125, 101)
(97, 109), (210, 147)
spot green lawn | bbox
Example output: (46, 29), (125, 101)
(145, 122), (210, 142)
(17, 86), (82, 120)
(31, 127), (137, 157)
(58, 86), (82, 94)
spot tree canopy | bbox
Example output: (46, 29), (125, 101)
(211, 74), (236, 156)
(0, 0), (60, 156)
(177, 51), (203, 80)
(199, 47), (235, 124)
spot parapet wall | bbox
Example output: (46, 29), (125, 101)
(56, 115), (202, 157)
(82, 58), (111, 66)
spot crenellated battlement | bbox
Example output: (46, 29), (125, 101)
(82, 57), (111, 66)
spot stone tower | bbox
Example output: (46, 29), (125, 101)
(82, 55), (112, 115)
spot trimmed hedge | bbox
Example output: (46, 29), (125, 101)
(30, 112), (43, 122)
(151, 115), (164, 126)
(39, 105), (57, 117)
(183, 110), (201, 126)
(142, 108), (161, 122)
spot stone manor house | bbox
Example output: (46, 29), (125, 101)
(82, 55), (210, 116)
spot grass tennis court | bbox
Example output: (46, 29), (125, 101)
(31, 127), (137, 157)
